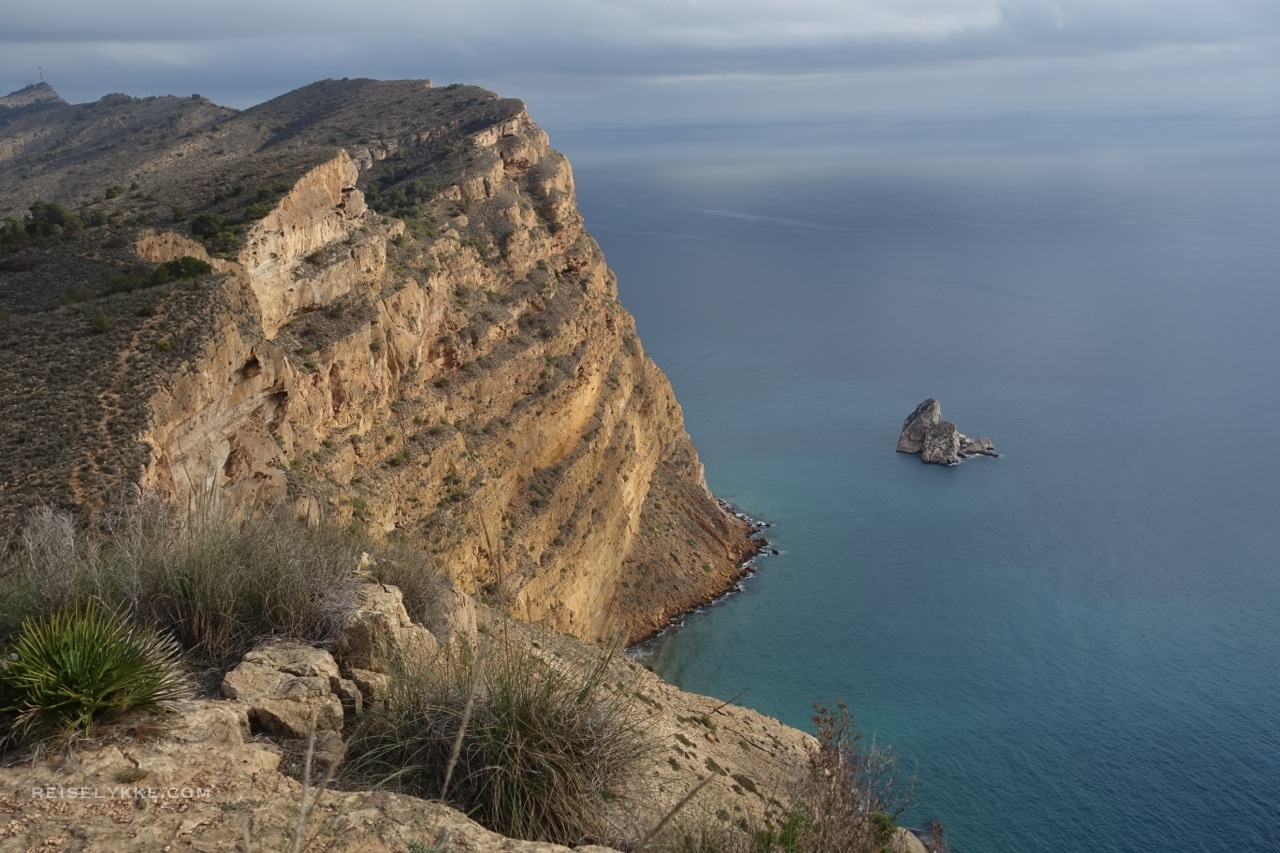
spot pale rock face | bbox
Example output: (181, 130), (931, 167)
(0, 82), (63, 110)
(239, 152), (379, 338)
(433, 585), (478, 645)
(0, 82), (754, 646)
(337, 581), (438, 672)
(126, 113), (752, 644)
(896, 398), (942, 453)
(921, 419), (962, 464)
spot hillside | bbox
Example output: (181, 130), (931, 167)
(0, 78), (758, 644)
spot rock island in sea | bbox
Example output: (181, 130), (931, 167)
(897, 398), (998, 465)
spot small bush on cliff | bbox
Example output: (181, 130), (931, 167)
(785, 701), (914, 852)
(0, 599), (191, 748)
(106, 255), (213, 294)
(346, 636), (652, 846)
(649, 701), (922, 853)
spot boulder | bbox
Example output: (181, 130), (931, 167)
(338, 580), (438, 674)
(959, 434), (998, 458)
(433, 583), (478, 645)
(220, 642), (357, 739)
(311, 729), (348, 775)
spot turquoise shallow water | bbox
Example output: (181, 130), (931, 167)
(557, 115), (1280, 852)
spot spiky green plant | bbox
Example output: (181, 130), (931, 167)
(0, 599), (191, 744)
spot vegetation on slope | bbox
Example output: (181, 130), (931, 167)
(0, 600), (191, 748)
(347, 637), (653, 846)
(0, 500), (943, 851)
(0, 501), (432, 671)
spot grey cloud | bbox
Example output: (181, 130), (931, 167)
(6, 0), (1273, 52)
(2, 0), (1277, 121)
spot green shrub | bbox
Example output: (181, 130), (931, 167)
(161, 256), (212, 278)
(108, 256), (213, 295)
(190, 211), (228, 239)
(0, 201), (83, 254)
(346, 637), (651, 846)
(57, 285), (94, 306)
(0, 600), (190, 746)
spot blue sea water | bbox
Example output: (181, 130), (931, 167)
(555, 114), (1280, 852)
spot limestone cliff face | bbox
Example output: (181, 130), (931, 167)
(8, 83), (754, 644)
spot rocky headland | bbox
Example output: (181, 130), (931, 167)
(0, 78), (757, 645)
(897, 398), (998, 465)
(0, 79), (934, 852)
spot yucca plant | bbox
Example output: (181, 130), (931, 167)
(0, 599), (191, 745)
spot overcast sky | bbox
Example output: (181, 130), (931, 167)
(3, 0), (1278, 127)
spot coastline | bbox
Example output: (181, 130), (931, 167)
(627, 498), (776, 653)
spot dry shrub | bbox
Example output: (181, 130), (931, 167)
(0, 499), (369, 670)
(647, 701), (925, 853)
(363, 533), (456, 633)
(345, 634), (653, 846)
(781, 701), (916, 852)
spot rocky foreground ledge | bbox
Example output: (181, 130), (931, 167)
(897, 398), (998, 465)
(0, 575), (927, 852)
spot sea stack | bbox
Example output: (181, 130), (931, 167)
(897, 398), (998, 465)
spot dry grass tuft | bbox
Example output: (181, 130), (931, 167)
(345, 633), (653, 847)
(0, 499), (369, 671)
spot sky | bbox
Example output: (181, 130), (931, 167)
(3, 1), (1278, 128)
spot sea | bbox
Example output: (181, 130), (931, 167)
(552, 113), (1280, 852)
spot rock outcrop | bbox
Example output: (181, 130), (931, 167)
(0, 583), (926, 853)
(0, 693), (623, 852)
(0, 82), (65, 111)
(338, 580), (439, 671)
(220, 642), (359, 740)
(897, 398), (998, 465)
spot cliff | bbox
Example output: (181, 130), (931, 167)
(0, 79), (755, 644)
